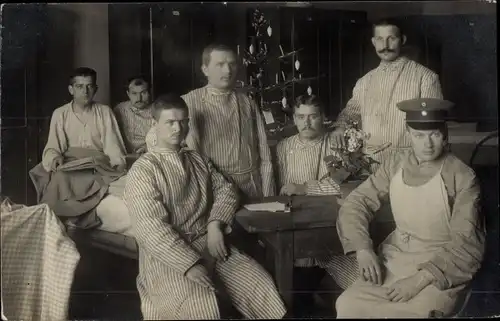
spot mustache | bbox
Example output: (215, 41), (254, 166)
(378, 48), (396, 53)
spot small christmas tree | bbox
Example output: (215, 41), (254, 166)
(237, 8), (325, 134)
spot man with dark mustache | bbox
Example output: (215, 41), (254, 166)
(276, 95), (359, 316)
(114, 76), (154, 154)
(330, 19), (443, 171)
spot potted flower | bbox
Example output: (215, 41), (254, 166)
(323, 121), (381, 185)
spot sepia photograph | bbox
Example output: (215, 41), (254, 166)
(0, 1), (498, 319)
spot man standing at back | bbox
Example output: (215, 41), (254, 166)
(330, 19), (443, 170)
(147, 44), (275, 201)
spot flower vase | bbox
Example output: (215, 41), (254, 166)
(329, 167), (352, 185)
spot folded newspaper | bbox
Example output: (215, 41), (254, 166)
(243, 201), (287, 212)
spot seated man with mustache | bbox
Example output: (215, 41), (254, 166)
(114, 76), (154, 155)
(276, 95), (358, 316)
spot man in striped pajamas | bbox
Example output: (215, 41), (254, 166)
(330, 18), (443, 171)
(124, 94), (287, 320)
(146, 44), (275, 201)
(114, 76), (154, 154)
(276, 95), (358, 315)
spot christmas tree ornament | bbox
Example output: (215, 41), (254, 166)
(242, 8), (321, 134)
(295, 60), (301, 71)
(282, 97), (287, 108)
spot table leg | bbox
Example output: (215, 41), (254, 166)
(274, 231), (294, 311)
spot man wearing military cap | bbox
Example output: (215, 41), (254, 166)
(333, 98), (486, 318)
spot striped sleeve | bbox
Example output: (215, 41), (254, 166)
(334, 76), (365, 129)
(182, 92), (202, 152)
(124, 159), (202, 275)
(420, 71), (443, 99)
(251, 99), (276, 197)
(205, 155), (240, 229)
(275, 140), (287, 189)
(305, 176), (341, 196)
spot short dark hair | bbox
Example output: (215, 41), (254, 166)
(372, 18), (404, 37)
(202, 43), (236, 66)
(69, 67), (97, 85)
(406, 123), (448, 140)
(126, 76), (150, 90)
(293, 94), (324, 114)
(152, 93), (189, 120)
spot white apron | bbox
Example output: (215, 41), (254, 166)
(382, 161), (452, 279)
(336, 161), (463, 318)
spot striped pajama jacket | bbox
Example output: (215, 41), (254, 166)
(146, 86), (276, 201)
(114, 101), (154, 154)
(333, 56), (443, 172)
(276, 133), (359, 288)
(123, 148), (286, 319)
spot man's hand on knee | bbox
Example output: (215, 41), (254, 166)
(356, 248), (384, 285)
(207, 220), (229, 262)
(386, 271), (433, 302)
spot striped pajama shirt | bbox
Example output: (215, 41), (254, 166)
(276, 133), (359, 288)
(124, 148), (286, 319)
(333, 56), (443, 172)
(113, 101), (154, 154)
(146, 86), (275, 200)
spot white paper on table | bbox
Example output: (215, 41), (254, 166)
(262, 110), (275, 125)
(244, 201), (286, 212)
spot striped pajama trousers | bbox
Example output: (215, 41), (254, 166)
(137, 246), (287, 319)
(317, 254), (360, 290)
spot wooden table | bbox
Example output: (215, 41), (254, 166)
(235, 181), (395, 310)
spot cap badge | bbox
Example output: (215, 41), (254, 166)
(421, 102), (427, 108)
(421, 111), (428, 116)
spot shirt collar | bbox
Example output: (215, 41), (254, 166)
(205, 85), (234, 96)
(294, 133), (325, 148)
(128, 101), (152, 114)
(378, 56), (408, 71)
(150, 144), (189, 155)
(70, 101), (95, 112)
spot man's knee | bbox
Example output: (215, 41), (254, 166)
(335, 290), (362, 318)
(177, 292), (220, 320)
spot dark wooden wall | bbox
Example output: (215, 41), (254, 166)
(148, 3), (248, 97)
(1, 4), (45, 205)
(108, 4), (151, 108)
